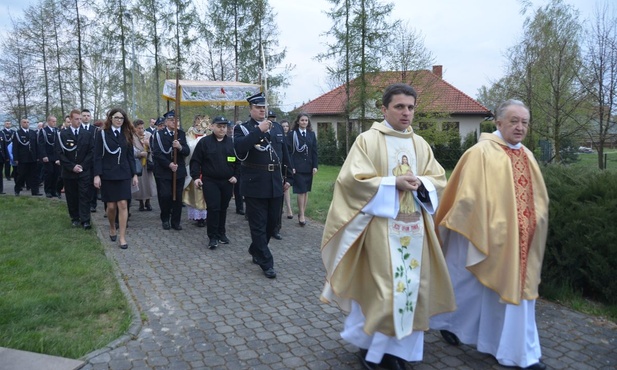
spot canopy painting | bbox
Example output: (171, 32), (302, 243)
(162, 80), (261, 106)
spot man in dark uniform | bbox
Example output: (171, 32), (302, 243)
(55, 109), (95, 228)
(0, 123), (6, 194)
(151, 110), (190, 231)
(190, 116), (239, 249)
(38, 115), (61, 198)
(146, 118), (157, 134)
(2, 120), (15, 181)
(233, 93), (293, 279)
(12, 118), (41, 196)
(267, 110), (284, 241)
(80, 108), (98, 212)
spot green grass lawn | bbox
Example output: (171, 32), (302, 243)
(0, 196), (131, 359)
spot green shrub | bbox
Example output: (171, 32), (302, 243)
(541, 166), (617, 305)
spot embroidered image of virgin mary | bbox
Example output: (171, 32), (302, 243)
(392, 154), (417, 214)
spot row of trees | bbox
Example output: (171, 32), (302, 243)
(477, 0), (617, 169)
(0, 0), (290, 123)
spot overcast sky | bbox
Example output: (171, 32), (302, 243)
(0, 0), (602, 112)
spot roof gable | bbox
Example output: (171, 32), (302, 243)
(297, 70), (492, 117)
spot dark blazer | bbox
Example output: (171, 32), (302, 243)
(0, 133), (5, 164)
(287, 129), (318, 174)
(233, 118), (293, 198)
(12, 129), (38, 164)
(55, 127), (94, 179)
(151, 128), (190, 179)
(93, 129), (137, 180)
(1, 129), (14, 165)
(38, 126), (58, 161)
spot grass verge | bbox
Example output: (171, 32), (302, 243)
(0, 195), (132, 359)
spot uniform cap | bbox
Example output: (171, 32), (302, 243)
(267, 110), (276, 118)
(247, 92), (266, 106)
(163, 110), (175, 119)
(212, 116), (229, 125)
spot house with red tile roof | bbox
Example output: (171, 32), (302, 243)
(296, 65), (492, 143)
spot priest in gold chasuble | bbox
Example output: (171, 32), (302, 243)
(430, 99), (549, 370)
(320, 84), (455, 369)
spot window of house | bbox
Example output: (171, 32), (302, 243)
(442, 122), (460, 131)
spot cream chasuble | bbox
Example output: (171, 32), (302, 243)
(321, 121), (455, 339)
(435, 133), (549, 304)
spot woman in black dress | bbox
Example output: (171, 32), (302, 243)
(93, 108), (138, 249)
(288, 113), (318, 226)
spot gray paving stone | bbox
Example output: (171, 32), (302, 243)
(57, 195), (617, 370)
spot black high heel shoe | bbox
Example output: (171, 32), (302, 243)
(299, 220), (306, 227)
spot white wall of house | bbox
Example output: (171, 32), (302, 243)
(314, 114), (488, 143)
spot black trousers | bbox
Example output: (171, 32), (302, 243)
(245, 196), (282, 271)
(63, 175), (91, 223)
(203, 178), (233, 240)
(234, 183), (244, 212)
(156, 176), (185, 227)
(43, 161), (61, 196)
(14, 162), (39, 195)
(4, 161), (13, 180)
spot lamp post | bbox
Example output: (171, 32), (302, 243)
(124, 12), (136, 118)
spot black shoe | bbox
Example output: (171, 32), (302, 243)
(138, 204), (145, 211)
(0, 192), (5, 194)
(110, 234), (117, 242)
(440, 330), (461, 346)
(46, 193), (52, 198)
(263, 268), (277, 279)
(171, 224), (183, 231)
(525, 362), (547, 370)
(272, 232), (282, 240)
(119, 243), (128, 250)
(298, 220), (306, 227)
(196, 219), (206, 227)
(57, 194), (62, 199)
(236, 209), (245, 215)
(83, 222), (92, 230)
(380, 354), (406, 370)
(358, 349), (377, 370)
(71, 220), (80, 227)
(14, 192), (20, 196)
(162, 221), (171, 230)
(218, 235), (230, 244)
(32, 193), (43, 196)
(208, 239), (218, 249)
(252, 256), (258, 265)
(145, 204), (152, 211)
(90, 207), (96, 213)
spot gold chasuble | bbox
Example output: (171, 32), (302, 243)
(435, 133), (549, 304)
(321, 121), (455, 339)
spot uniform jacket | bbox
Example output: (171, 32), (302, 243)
(189, 134), (239, 181)
(55, 127), (94, 179)
(1, 128), (14, 162)
(233, 118), (293, 198)
(287, 129), (318, 174)
(151, 128), (190, 180)
(12, 128), (38, 163)
(93, 128), (137, 180)
(38, 126), (58, 162)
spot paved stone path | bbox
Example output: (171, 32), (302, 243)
(68, 196), (616, 370)
(2, 178), (615, 370)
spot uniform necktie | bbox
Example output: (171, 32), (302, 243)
(302, 131), (306, 138)
(114, 130), (119, 137)
(74, 129), (79, 137)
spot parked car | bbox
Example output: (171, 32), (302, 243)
(578, 146), (593, 153)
